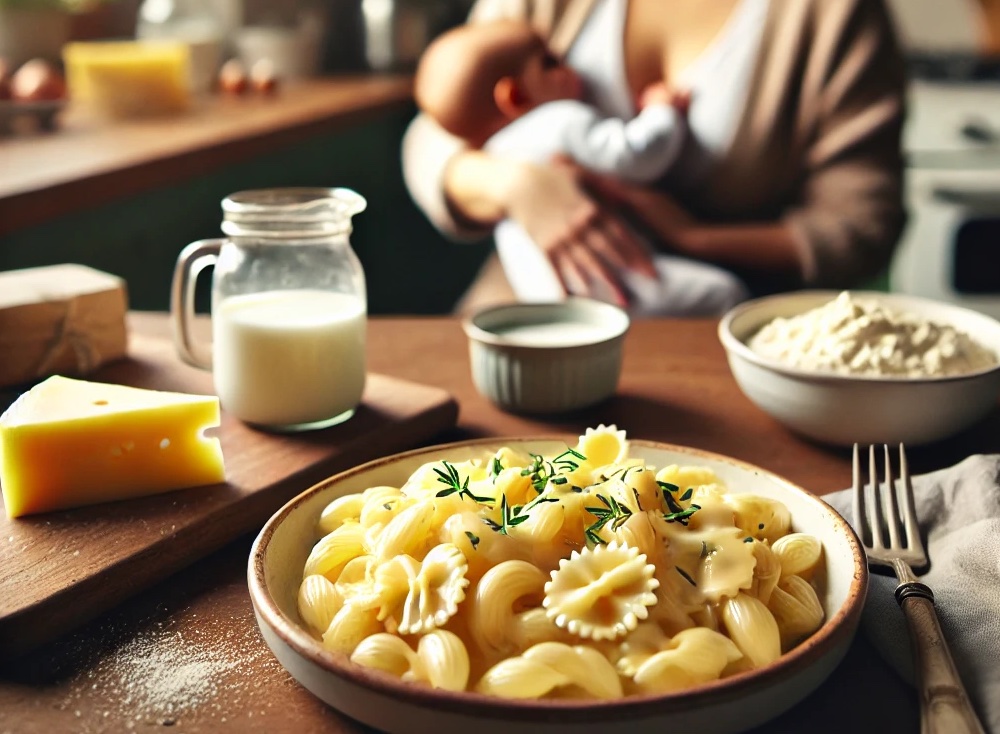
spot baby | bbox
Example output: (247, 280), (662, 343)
(414, 19), (749, 316)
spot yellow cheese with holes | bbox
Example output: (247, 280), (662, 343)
(0, 375), (225, 518)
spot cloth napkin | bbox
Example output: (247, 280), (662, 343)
(823, 454), (1000, 733)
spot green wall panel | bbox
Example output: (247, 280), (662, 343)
(0, 107), (493, 315)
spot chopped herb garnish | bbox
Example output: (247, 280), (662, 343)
(743, 537), (754, 543)
(584, 493), (633, 546)
(632, 488), (642, 511)
(465, 531), (481, 549)
(680, 488), (693, 501)
(758, 523), (765, 530)
(657, 481), (685, 514)
(382, 502), (392, 510)
(663, 504), (701, 525)
(571, 485), (583, 493)
(700, 541), (709, 558)
(484, 495), (530, 536)
(676, 566), (697, 586)
(520, 448), (587, 494)
(489, 456), (504, 479)
(434, 461), (494, 504)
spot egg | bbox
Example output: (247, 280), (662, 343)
(10, 59), (66, 102)
(250, 58), (279, 95)
(218, 58), (248, 95)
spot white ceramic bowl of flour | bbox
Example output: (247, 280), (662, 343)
(718, 290), (1000, 446)
(463, 298), (630, 414)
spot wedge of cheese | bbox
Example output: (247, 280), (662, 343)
(0, 375), (225, 518)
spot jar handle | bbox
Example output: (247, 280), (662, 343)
(170, 239), (222, 370)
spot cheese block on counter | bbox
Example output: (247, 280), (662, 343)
(0, 375), (225, 518)
(0, 263), (128, 389)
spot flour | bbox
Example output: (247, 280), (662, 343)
(747, 291), (999, 377)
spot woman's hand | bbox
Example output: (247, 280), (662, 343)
(503, 158), (657, 305)
(577, 164), (804, 280)
(574, 165), (698, 253)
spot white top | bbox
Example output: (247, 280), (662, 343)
(566, 0), (770, 186)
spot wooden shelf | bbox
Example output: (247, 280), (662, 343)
(0, 74), (414, 237)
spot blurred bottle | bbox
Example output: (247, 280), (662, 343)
(136, 0), (228, 94)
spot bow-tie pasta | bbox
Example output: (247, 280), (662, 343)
(296, 425), (827, 699)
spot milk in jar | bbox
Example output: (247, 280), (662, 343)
(212, 289), (366, 429)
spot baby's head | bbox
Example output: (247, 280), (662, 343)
(415, 19), (582, 146)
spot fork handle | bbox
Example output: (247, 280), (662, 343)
(896, 582), (987, 734)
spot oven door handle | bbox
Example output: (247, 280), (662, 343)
(932, 186), (1000, 208)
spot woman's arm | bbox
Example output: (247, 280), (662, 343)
(771, 0), (907, 287)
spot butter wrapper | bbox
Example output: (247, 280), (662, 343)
(0, 264), (128, 389)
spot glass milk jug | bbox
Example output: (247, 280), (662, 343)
(171, 188), (368, 432)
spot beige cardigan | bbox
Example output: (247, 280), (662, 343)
(401, 0), (908, 314)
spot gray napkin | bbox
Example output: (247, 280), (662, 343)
(824, 454), (1000, 733)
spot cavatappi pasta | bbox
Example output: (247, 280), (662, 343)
(297, 425), (826, 699)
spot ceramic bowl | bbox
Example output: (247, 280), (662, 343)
(718, 290), (1000, 446)
(248, 437), (867, 734)
(461, 298), (630, 414)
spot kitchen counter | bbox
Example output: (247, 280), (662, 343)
(0, 75), (414, 238)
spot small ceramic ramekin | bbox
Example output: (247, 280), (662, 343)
(462, 298), (630, 414)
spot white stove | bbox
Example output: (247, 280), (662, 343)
(885, 0), (1000, 318)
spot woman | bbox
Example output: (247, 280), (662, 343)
(402, 0), (908, 314)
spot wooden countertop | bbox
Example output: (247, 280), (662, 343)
(0, 75), (414, 237)
(3, 312), (999, 733)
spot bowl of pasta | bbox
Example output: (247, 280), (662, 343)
(248, 424), (867, 734)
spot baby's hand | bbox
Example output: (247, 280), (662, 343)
(639, 82), (691, 116)
(639, 81), (671, 109)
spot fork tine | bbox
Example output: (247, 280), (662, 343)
(868, 444), (886, 550)
(883, 444), (902, 549)
(851, 444), (867, 544)
(898, 443), (922, 554)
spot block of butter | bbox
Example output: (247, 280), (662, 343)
(63, 40), (191, 119)
(0, 375), (226, 518)
(0, 263), (128, 390)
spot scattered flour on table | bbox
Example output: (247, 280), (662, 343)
(747, 291), (999, 377)
(61, 609), (287, 729)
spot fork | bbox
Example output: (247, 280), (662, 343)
(853, 444), (986, 734)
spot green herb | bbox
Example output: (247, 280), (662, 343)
(584, 493), (633, 546)
(603, 465), (638, 481)
(489, 456), (504, 479)
(700, 541), (709, 558)
(465, 531), (480, 549)
(382, 502), (392, 511)
(484, 495), (530, 536)
(663, 504), (701, 525)
(676, 566), (697, 586)
(571, 486), (583, 493)
(657, 481), (684, 514)
(680, 488), (693, 501)
(520, 448), (586, 494)
(632, 488), (642, 511)
(744, 537), (754, 543)
(434, 461), (493, 503)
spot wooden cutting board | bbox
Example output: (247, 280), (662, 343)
(0, 330), (458, 660)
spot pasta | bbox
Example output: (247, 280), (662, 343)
(296, 424), (828, 700)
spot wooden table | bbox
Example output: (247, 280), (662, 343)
(4, 312), (998, 734)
